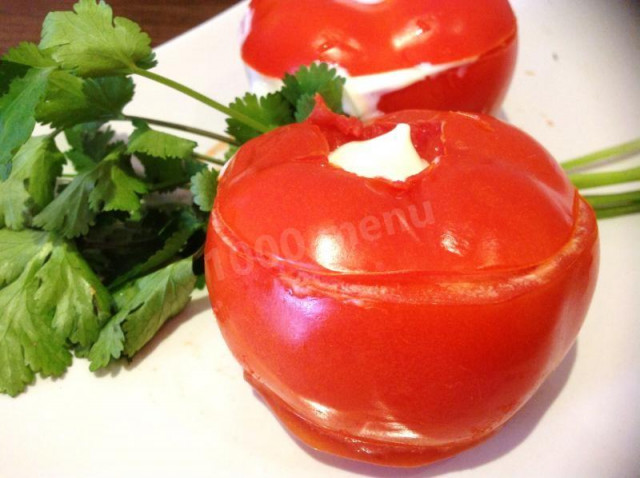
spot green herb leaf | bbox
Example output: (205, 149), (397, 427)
(281, 63), (345, 120)
(140, 155), (204, 191)
(0, 61), (30, 97)
(0, 136), (64, 230)
(33, 147), (147, 238)
(0, 258), (70, 396)
(190, 168), (218, 213)
(226, 92), (293, 144)
(33, 169), (95, 238)
(0, 229), (112, 396)
(37, 72), (134, 129)
(36, 235), (113, 347)
(88, 256), (196, 370)
(92, 161), (148, 214)
(2, 42), (57, 69)
(294, 94), (317, 123)
(128, 122), (197, 160)
(0, 67), (53, 180)
(40, 0), (156, 76)
(66, 123), (115, 158)
(109, 210), (203, 289)
(65, 122), (122, 171)
(87, 314), (125, 370)
(76, 206), (194, 284)
(223, 64), (346, 144)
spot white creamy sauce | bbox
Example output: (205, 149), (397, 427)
(239, 8), (253, 45)
(335, 60), (475, 118)
(245, 66), (283, 98)
(244, 58), (476, 119)
(328, 123), (427, 181)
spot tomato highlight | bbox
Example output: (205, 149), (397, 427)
(204, 101), (598, 467)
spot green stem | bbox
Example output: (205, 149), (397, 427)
(561, 138), (640, 171)
(582, 190), (640, 208)
(132, 67), (270, 134)
(194, 152), (226, 166)
(48, 128), (63, 140)
(593, 203), (640, 219)
(147, 178), (190, 192)
(569, 166), (640, 189)
(123, 115), (239, 145)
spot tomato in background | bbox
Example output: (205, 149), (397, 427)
(204, 104), (599, 467)
(241, 0), (518, 116)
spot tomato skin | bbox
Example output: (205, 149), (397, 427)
(377, 36), (518, 114)
(205, 108), (599, 466)
(242, 0), (518, 115)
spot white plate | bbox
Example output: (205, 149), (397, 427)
(1, 1), (639, 477)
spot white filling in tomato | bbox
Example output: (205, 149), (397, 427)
(328, 123), (427, 181)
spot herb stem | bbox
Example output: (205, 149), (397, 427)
(147, 178), (190, 192)
(123, 115), (238, 145)
(131, 67), (270, 134)
(194, 152), (226, 166)
(582, 190), (640, 208)
(561, 138), (640, 171)
(569, 166), (640, 189)
(193, 243), (205, 260)
(49, 128), (63, 139)
(593, 203), (640, 219)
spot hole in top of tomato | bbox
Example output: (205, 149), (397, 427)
(328, 123), (429, 181)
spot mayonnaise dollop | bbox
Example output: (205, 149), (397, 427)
(328, 124), (427, 181)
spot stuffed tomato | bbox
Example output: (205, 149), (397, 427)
(204, 101), (598, 467)
(241, 0), (518, 118)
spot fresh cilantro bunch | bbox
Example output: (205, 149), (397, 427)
(0, 0), (346, 396)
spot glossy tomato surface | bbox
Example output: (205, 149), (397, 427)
(205, 104), (599, 467)
(242, 0), (518, 115)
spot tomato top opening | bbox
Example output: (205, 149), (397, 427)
(214, 102), (575, 276)
(242, 0), (517, 77)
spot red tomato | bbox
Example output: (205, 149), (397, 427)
(242, 0), (518, 115)
(204, 103), (598, 467)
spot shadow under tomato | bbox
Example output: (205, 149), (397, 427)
(255, 343), (578, 477)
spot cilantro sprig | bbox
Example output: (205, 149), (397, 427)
(0, 0), (637, 396)
(226, 63), (346, 142)
(0, 229), (111, 396)
(0, 0), (346, 396)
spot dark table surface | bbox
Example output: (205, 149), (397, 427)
(0, 0), (242, 55)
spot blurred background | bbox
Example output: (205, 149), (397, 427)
(0, 0), (243, 54)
